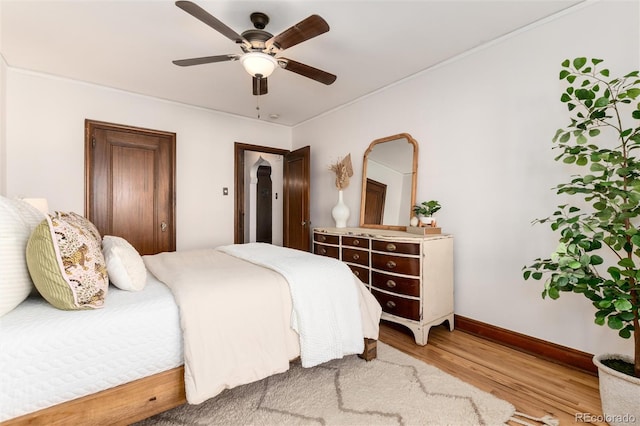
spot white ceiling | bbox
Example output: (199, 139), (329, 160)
(0, 0), (582, 126)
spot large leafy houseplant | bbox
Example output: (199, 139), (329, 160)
(523, 58), (640, 378)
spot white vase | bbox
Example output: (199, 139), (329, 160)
(593, 353), (640, 426)
(331, 190), (349, 228)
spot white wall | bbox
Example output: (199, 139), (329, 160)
(4, 68), (291, 250)
(293, 0), (639, 356)
(0, 1), (4, 195)
(0, 56), (6, 195)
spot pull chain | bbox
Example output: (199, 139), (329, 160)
(256, 94), (261, 119)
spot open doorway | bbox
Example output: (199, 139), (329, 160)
(235, 143), (288, 246)
(244, 154), (283, 245)
(234, 143), (311, 251)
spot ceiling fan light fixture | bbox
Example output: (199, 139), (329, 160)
(240, 52), (277, 78)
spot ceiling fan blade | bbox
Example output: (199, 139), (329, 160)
(279, 58), (336, 85)
(172, 54), (238, 67)
(266, 15), (329, 51)
(175, 1), (248, 45)
(253, 77), (268, 96)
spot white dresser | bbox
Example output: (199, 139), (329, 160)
(313, 227), (454, 345)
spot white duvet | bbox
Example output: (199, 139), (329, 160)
(143, 244), (381, 405)
(218, 243), (366, 367)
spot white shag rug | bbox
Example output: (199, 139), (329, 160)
(136, 342), (517, 426)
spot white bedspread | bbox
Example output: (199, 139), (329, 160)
(143, 246), (381, 405)
(218, 243), (364, 367)
(0, 275), (182, 422)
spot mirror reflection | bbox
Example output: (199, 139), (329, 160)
(360, 133), (418, 230)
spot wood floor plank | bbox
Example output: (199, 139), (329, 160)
(379, 321), (606, 425)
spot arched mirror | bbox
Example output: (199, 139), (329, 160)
(360, 133), (418, 230)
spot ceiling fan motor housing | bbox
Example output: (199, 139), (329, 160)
(241, 29), (273, 52)
(250, 12), (269, 30)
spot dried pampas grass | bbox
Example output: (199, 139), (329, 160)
(329, 153), (353, 190)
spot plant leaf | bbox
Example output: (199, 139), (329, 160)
(607, 316), (624, 330)
(573, 57), (587, 70)
(613, 299), (633, 311)
(627, 88), (640, 99)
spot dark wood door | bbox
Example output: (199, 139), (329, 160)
(284, 146), (310, 251)
(256, 165), (273, 243)
(85, 120), (176, 255)
(364, 178), (387, 225)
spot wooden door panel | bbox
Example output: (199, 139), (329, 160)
(284, 146), (310, 251)
(364, 178), (386, 225)
(110, 143), (156, 254)
(85, 120), (176, 255)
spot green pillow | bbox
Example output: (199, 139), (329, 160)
(26, 212), (108, 310)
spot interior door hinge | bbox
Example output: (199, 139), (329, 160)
(92, 137), (96, 148)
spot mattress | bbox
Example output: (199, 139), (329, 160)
(0, 273), (183, 422)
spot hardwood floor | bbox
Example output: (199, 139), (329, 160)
(379, 321), (606, 425)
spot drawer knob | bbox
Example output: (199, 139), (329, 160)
(386, 243), (397, 252)
(386, 300), (396, 309)
(354, 270), (360, 276)
(386, 280), (396, 288)
(320, 248), (326, 255)
(353, 253), (360, 260)
(386, 260), (396, 269)
(354, 239), (360, 246)
(319, 235), (326, 242)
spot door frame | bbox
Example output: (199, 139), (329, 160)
(234, 143), (289, 244)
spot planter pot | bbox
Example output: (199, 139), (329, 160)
(593, 353), (640, 426)
(420, 216), (436, 227)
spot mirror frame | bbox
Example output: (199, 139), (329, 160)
(359, 133), (418, 231)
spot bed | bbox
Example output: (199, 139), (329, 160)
(0, 197), (381, 425)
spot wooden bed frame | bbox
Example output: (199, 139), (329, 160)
(3, 339), (377, 425)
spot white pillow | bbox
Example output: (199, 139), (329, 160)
(102, 235), (147, 291)
(0, 196), (46, 316)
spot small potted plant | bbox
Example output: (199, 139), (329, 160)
(412, 200), (441, 227)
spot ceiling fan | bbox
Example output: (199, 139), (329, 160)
(172, 1), (337, 96)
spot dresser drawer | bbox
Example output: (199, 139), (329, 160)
(371, 289), (420, 321)
(348, 264), (369, 284)
(372, 240), (420, 255)
(342, 248), (369, 266)
(342, 236), (369, 249)
(371, 271), (419, 297)
(371, 254), (420, 275)
(314, 233), (339, 245)
(314, 244), (339, 259)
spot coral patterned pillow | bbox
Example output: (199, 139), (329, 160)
(26, 212), (108, 310)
